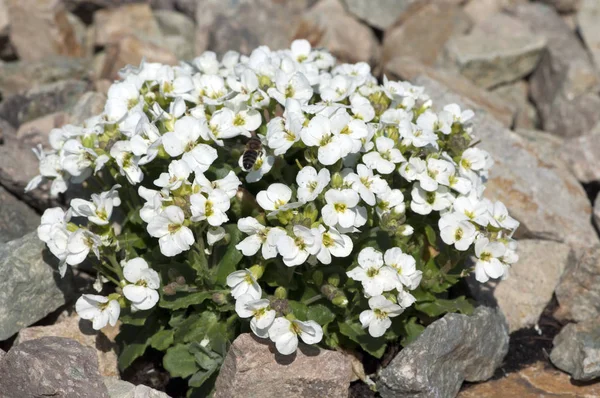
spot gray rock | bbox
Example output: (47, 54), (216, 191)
(0, 186), (39, 243)
(555, 245), (600, 323)
(0, 232), (74, 340)
(539, 0), (581, 13)
(342, 0), (425, 30)
(511, 3), (600, 138)
(0, 337), (108, 398)
(154, 10), (195, 60)
(562, 123), (600, 183)
(0, 79), (89, 128)
(0, 348), (4, 360)
(70, 91), (107, 125)
(377, 307), (509, 398)
(415, 75), (599, 252)
(468, 240), (574, 332)
(0, 117), (15, 141)
(515, 128), (564, 164)
(550, 319), (600, 381)
(104, 377), (171, 398)
(442, 13), (546, 89)
(578, 0), (600, 76)
(595, 195), (600, 230)
(491, 81), (538, 130)
(214, 333), (353, 398)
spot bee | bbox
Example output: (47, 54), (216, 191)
(242, 133), (263, 171)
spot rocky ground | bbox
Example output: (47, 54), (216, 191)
(0, 0), (599, 397)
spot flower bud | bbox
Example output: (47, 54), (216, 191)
(312, 270), (324, 286)
(331, 172), (344, 189)
(176, 276), (186, 286)
(211, 291), (228, 306)
(163, 283), (177, 296)
(332, 295), (348, 308)
(270, 298), (290, 315)
(327, 274), (340, 287)
(249, 264), (265, 280)
(303, 203), (319, 223)
(274, 286), (288, 299)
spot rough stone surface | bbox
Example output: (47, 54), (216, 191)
(0, 186), (39, 244)
(69, 91), (107, 125)
(0, 337), (108, 398)
(377, 307), (509, 398)
(17, 314), (120, 377)
(578, 0), (600, 74)
(0, 0), (7, 36)
(442, 13), (546, 88)
(415, 75), (598, 251)
(16, 112), (69, 146)
(103, 377), (171, 398)
(94, 3), (163, 47)
(512, 3), (600, 138)
(457, 361), (600, 397)
(6, 0), (83, 61)
(463, 0), (527, 24)
(0, 117), (15, 141)
(555, 245), (600, 323)
(550, 319), (600, 381)
(491, 81), (538, 130)
(342, 0), (425, 30)
(540, 0), (581, 12)
(468, 240), (573, 332)
(154, 9), (195, 61)
(562, 124), (600, 183)
(0, 232), (73, 340)
(294, 0), (380, 66)
(515, 128), (565, 165)
(213, 333), (353, 398)
(382, 2), (471, 67)
(385, 57), (515, 127)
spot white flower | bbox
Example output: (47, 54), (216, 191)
(301, 114), (346, 166)
(443, 103), (474, 124)
(61, 139), (96, 178)
(487, 201), (519, 231)
(418, 158), (454, 192)
(276, 225), (321, 267)
(70, 186), (121, 226)
(383, 248), (422, 290)
(375, 188), (406, 217)
(206, 108), (240, 145)
(268, 71), (313, 105)
(349, 93), (375, 122)
(343, 164), (387, 206)
(439, 213), (477, 251)
(162, 117), (217, 172)
(236, 217), (285, 259)
(320, 74), (355, 102)
(359, 295), (403, 338)
(110, 141), (143, 184)
(347, 247), (397, 297)
(154, 159), (191, 191)
(190, 189), (230, 226)
(226, 269), (262, 300)
(268, 317), (323, 355)
(410, 183), (454, 215)
(76, 294), (120, 330)
(330, 110), (369, 155)
(474, 237), (507, 283)
(459, 147), (491, 175)
(234, 294), (276, 338)
(194, 171), (241, 199)
(38, 207), (70, 243)
(290, 39), (311, 62)
(397, 289), (416, 309)
(239, 150), (275, 183)
(66, 229), (101, 267)
(122, 258), (160, 311)
(296, 166), (330, 202)
(138, 186), (165, 223)
(453, 196), (489, 227)
(104, 81), (141, 122)
(207, 226), (226, 246)
(322, 189), (360, 228)
(266, 113), (302, 156)
(362, 137), (404, 174)
(256, 183), (300, 215)
(313, 225), (353, 264)
(147, 206), (195, 257)
(226, 100), (262, 136)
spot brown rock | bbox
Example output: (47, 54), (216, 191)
(561, 124), (600, 183)
(458, 361), (600, 397)
(154, 10), (196, 61)
(382, 2), (471, 67)
(294, 0), (380, 66)
(16, 112), (69, 146)
(213, 333), (352, 398)
(94, 3), (163, 47)
(16, 314), (120, 377)
(6, 0), (83, 61)
(516, 128), (564, 165)
(491, 81), (538, 130)
(0, 0), (8, 37)
(385, 56), (515, 127)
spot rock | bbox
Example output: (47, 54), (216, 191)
(516, 128), (564, 164)
(16, 314), (119, 377)
(562, 124), (600, 183)
(385, 57), (515, 127)
(0, 233), (73, 340)
(577, 0), (600, 74)
(463, 0), (527, 24)
(0, 186), (39, 244)
(555, 245), (600, 323)
(154, 10), (195, 60)
(0, 0), (7, 35)
(94, 4), (163, 47)
(512, 3), (600, 138)
(441, 13), (546, 89)
(0, 117), (15, 141)
(491, 81), (538, 130)
(595, 195), (600, 229)
(0, 0), (13, 61)
(415, 74), (599, 252)
(382, 2), (471, 67)
(195, 0), (313, 56)
(294, 0), (380, 66)
(377, 307), (509, 398)
(103, 377), (171, 398)
(0, 57), (90, 98)
(0, 79), (89, 128)
(6, 0), (84, 61)
(342, 0), (426, 30)
(0, 348), (4, 359)
(69, 91), (107, 125)
(0, 337), (108, 398)
(16, 112), (69, 146)
(468, 240), (574, 332)
(213, 333), (352, 398)
(550, 319), (600, 381)
(539, 0), (581, 13)
(457, 361), (600, 397)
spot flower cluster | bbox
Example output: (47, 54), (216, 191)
(29, 38), (518, 369)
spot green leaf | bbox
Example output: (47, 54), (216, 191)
(188, 243), (209, 280)
(415, 296), (474, 317)
(119, 310), (151, 326)
(338, 320), (387, 358)
(150, 329), (174, 351)
(214, 224), (243, 285)
(163, 344), (199, 379)
(307, 303), (336, 326)
(188, 368), (218, 388)
(159, 291), (213, 310)
(117, 315), (160, 371)
(424, 224), (437, 247)
(399, 317), (425, 347)
(288, 301), (308, 321)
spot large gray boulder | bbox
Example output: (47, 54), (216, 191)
(0, 232), (74, 340)
(0, 185), (39, 243)
(550, 319), (600, 381)
(377, 307), (509, 398)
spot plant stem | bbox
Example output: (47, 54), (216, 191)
(303, 294), (323, 305)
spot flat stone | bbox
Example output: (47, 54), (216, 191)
(442, 13), (546, 88)
(458, 361), (600, 397)
(382, 2), (471, 67)
(551, 319), (600, 381)
(154, 10), (195, 61)
(562, 124), (600, 183)
(377, 307), (509, 398)
(515, 128), (565, 165)
(512, 3), (600, 138)
(0, 337), (108, 398)
(69, 91), (107, 126)
(0, 232), (73, 340)
(555, 245), (600, 323)
(103, 377), (171, 398)
(0, 186), (39, 244)
(16, 112), (69, 146)
(385, 57), (515, 127)
(16, 314), (120, 377)
(295, 0), (380, 66)
(491, 81), (538, 130)
(468, 240), (574, 332)
(341, 0), (426, 30)
(415, 74), (598, 252)
(94, 3), (163, 47)
(578, 0), (600, 75)
(213, 333), (353, 398)
(6, 0), (84, 61)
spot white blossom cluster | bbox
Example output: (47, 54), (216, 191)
(28, 40), (518, 353)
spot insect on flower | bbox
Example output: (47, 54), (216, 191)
(241, 132), (264, 171)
